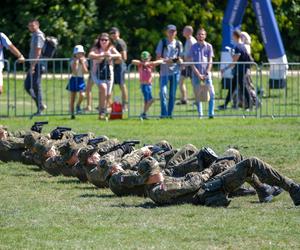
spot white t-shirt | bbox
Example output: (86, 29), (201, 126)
(0, 32), (12, 69)
(183, 36), (197, 60)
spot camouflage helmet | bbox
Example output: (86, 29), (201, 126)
(24, 132), (41, 149)
(138, 156), (161, 183)
(223, 148), (242, 163)
(58, 141), (78, 161)
(0, 125), (8, 131)
(78, 146), (98, 165)
(35, 141), (53, 157)
(155, 140), (173, 151)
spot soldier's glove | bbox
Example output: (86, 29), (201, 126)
(50, 129), (63, 140)
(31, 124), (42, 133)
(120, 143), (135, 155)
(197, 147), (218, 168)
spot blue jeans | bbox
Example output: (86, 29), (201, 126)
(192, 74), (215, 117)
(159, 73), (179, 117)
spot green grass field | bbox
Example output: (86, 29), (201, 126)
(1, 117), (300, 249)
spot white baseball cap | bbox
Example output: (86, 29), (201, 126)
(73, 45), (85, 54)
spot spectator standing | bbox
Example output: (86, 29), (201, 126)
(66, 45), (88, 119)
(188, 28), (215, 118)
(131, 51), (163, 119)
(177, 26), (197, 105)
(219, 30), (252, 110)
(109, 27), (128, 111)
(156, 24), (183, 118)
(89, 33), (121, 120)
(24, 19), (47, 116)
(0, 32), (25, 95)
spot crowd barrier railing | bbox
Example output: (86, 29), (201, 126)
(0, 59), (298, 118)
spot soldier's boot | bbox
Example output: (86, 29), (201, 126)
(228, 185), (256, 198)
(289, 183), (300, 206)
(256, 184), (283, 203)
(197, 147), (219, 169)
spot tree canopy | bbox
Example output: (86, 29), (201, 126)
(0, 0), (299, 62)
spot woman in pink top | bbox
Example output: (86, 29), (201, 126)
(89, 33), (121, 119)
(132, 51), (163, 119)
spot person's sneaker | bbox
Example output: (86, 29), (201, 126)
(289, 183), (300, 206)
(209, 115), (214, 119)
(218, 104), (227, 111)
(71, 114), (75, 119)
(140, 113), (148, 120)
(76, 105), (82, 114)
(84, 106), (92, 112)
(40, 104), (47, 112)
(176, 100), (188, 105)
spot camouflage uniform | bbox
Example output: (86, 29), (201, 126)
(139, 156), (229, 205)
(109, 170), (146, 197)
(194, 157), (300, 206)
(0, 128), (36, 164)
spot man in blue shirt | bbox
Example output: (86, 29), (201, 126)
(156, 24), (183, 118)
(188, 28), (215, 118)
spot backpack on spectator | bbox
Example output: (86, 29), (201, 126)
(42, 36), (58, 58)
(160, 38), (181, 58)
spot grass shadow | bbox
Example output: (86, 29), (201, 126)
(57, 179), (81, 184)
(79, 193), (116, 198)
(74, 186), (97, 190)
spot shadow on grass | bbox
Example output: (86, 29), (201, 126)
(74, 186), (97, 190)
(57, 179), (81, 184)
(28, 166), (42, 172)
(79, 193), (116, 198)
(110, 201), (160, 209)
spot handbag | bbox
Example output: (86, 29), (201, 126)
(199, 84), (210, 102)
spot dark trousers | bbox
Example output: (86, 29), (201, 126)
(24, 64), (44, 112)
(224, 70), (250, 108)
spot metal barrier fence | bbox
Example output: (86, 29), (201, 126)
(260, 63), (300, 117)
(0, 59), (10, 117)
(0, 59), (298, 118)
(127, 62), (260, 118)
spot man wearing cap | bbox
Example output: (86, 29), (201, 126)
(24, 19), (47, 116)
(109, 27), (128, 111)
(177, 26), (197, 105)
(188, 28), (215, 118)
(156, 24), (183, 118)
(0, 32), (25, 95)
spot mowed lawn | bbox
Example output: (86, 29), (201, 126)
(0, 117), (300, 249)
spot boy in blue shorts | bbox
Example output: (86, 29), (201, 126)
(66, 45), (88, 119)
(132, 51), (163, 119)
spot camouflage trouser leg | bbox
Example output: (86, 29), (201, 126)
(120, 149), (145, 170)
(218, 157), (295, 193)
(164, 144), (200, 177)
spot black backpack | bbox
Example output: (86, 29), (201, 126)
(42, 36), (58, 58)
(160, 38), (181, 58)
